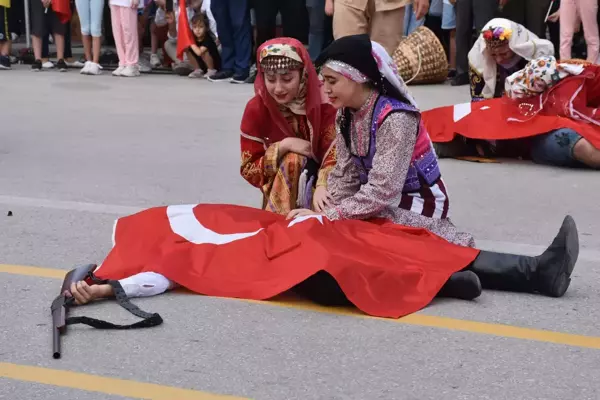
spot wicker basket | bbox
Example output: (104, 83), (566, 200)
(392, 26), (449, 85)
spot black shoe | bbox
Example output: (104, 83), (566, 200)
(437, 271), (482, 300)
(207, 70), (234, 82)
(31, 59), (42, 71)
(451, 72), (469, 86)
(447, 69), (457, 79)
(0, 55), (11, 70)
(231, 72), (249, 84)
(468, 216), (579, 297)
(56, 58), (68, 72)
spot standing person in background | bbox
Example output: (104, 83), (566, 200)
(208, 0), (252, 83)
(307, 0), (328, 60)
(109, 0), (144, 77)
(325, 0), (430, 55)
(441, 0), (456, 78)
(560, 0), (599, 63)
(498, 0), (552, 39)
(30, 0), (68, 71)
(451, 0), (498, 86)
(0, 0), (11, 69)
(76, 0), (105, 74)
(254, 0), (309, 46)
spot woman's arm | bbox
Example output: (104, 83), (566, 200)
(323, 112), (419, 221)
(240, 136), (280, 189)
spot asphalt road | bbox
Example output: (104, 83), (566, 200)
(1, 65), (599, 400)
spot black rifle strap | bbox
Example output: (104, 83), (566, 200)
(65, 274), (163, 330)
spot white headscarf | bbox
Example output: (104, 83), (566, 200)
(468, 18), (555, 99)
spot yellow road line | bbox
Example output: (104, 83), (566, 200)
(3, 263), (600, 351)
(0, 362), (246, 400)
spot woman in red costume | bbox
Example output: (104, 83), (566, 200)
(240, 37), (338, 215)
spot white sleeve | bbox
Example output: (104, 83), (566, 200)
(202, 0), (218, 38)
(118, 272), (177, 298)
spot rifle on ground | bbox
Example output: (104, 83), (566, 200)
(51, 264), (163, 359)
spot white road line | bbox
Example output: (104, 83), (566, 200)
(1, 194), (598, 262)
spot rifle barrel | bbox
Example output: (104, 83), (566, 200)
(53, 326), (61, 359)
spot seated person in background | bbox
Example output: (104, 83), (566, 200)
(186, 13), (220, 78)
(435, 18), (600, 169)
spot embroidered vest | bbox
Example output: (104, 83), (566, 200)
(351, 96), (441, 193)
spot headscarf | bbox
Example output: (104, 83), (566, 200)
(469, 18), (555, 99)
(252, 37), (329, 154)
(315, 34), (418, 146)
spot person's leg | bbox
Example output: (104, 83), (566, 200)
(120, 6), (140, 74)
(573, 138), (600, 168)
(525, 0), (551, 38)
(307, 0), (326, 60)
(76, 0), (93, 63)
(530, 128), (598, 168)
(453, 0), (473, 84)
(209, 0), (235, 80)
(560, 0), (577, 60)
(0, 6), (11, 69)
(110, 4), (127, 73)
(370, 6), (406, 55)
(332, 1), (369, 39)
(280, 0), (309, 44)
(30, 0), (47, 69)
(468, 215), (579, 298)
(253, 0), (278, 47)
(577, 0), (600, 63)
(472, 0), (498, 33)
(90, 0), (105, 65)
(228, 0), (252, 81)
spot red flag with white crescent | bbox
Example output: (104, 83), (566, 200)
(52, 0), (72, 24)
(423, 71), (600, 150)
(94, 204), (479, 319)
(176, 0), (196, 60)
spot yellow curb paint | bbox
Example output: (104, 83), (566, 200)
(0, 362), (247, 400)
(3, 263), (600, 351)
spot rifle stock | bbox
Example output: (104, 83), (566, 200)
(51, 264), (97, 359)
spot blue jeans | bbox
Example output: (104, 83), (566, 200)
(211, 0), (252, 75)
(307, 0), (326, 61)
(75, 0), (105, 37)
(403, 4), (425, 36)
(530, 128), (585, 168)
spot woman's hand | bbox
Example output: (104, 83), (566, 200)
(131, 0), (140, 8)
(280, 138), (312, 157)
(286, 208), (323, 220)
(547, 11), (559, 23)
(313, 186), (333, 212)
(68, 281), (112, 305)
(414, 0), (430, 20)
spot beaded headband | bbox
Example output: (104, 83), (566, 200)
(322, 60), (370, 83)
(260, 56), (303, 75)
(482, 26), (513, 50)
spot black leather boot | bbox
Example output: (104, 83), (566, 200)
(468, 215), (579, 297)
(437, 271), (482, 300)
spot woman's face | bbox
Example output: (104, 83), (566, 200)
(264, 70), (302, 105)
(320, 67), (362, 109)
(490, 44), (516, 65)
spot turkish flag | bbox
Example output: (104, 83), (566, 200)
(94, 204), (479, 319)
(52, 0), (72, 25)
(423, 72), (600, 150)
(176, 0), (196, 60)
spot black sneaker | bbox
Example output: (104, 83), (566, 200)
(31, 59), (42, 71)
(231, 71), (249, 84)
(207, 70), (234, 82)
(56, 58), (68, 72)
(451, 72), (469, 86)
(0, 55), (10, 70)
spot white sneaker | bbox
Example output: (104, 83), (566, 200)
(120, 65), (141, 77)
(42, 61), (55, 69)
(80, 61), (92, 74)
(112, 66), (126, 76)
(205, 69), (217, 79)
(150, 53), (161, 68)
(188, 69), (205, 78)
(86, 62), (102, 75)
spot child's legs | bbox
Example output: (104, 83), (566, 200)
(90, 0), (104, 62)
(560, 0), (578, 60)
(578, 0), (599, 62)
(120, 6), (139, 65)
(200, 50), (215, 70)
(186, 49), (202, 70)
(110, 5), (126, 66)
(76, 0), (93, 61)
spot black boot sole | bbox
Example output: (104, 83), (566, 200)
(540, 215), (579, 297)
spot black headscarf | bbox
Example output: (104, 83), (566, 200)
(315, 34), (411, 147)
